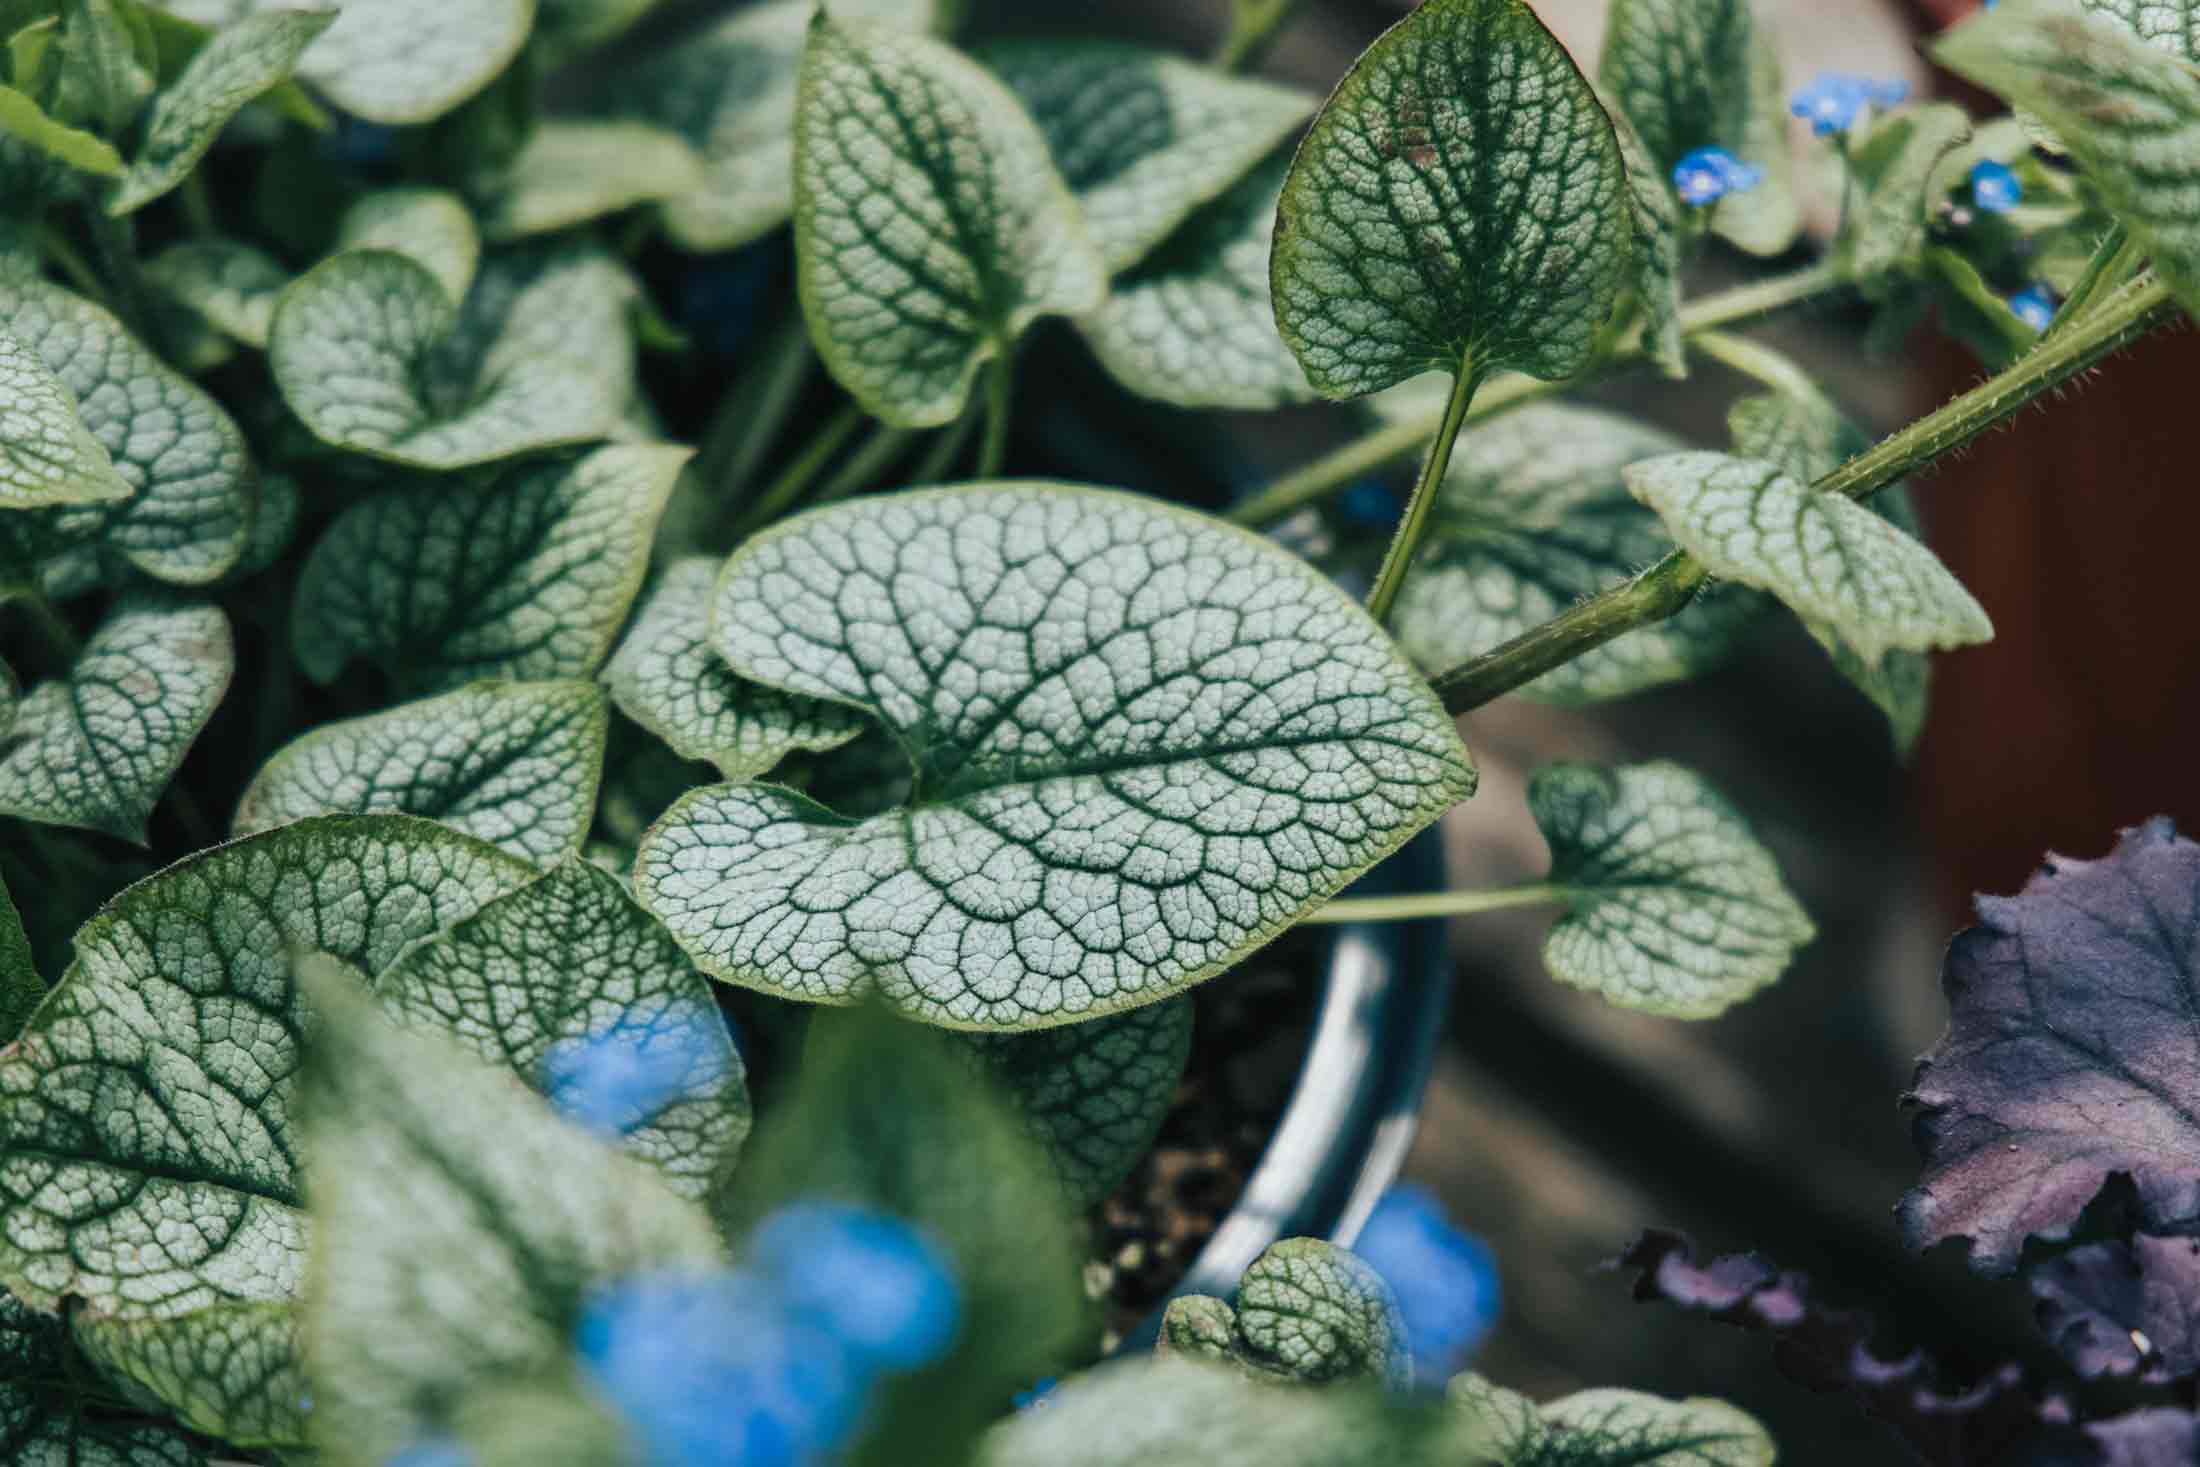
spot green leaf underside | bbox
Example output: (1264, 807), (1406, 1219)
(1841, 104), (1971, 281)
(375, 859), (749, 1199)
(146, 238), (289, 347)
(0, 322), (131, 507)
(73, 1301), (308, 1449)
(1269, 0), (1632, 396)
(1530, 762), (1814, 1019)
(1454, 1374), (1776, 1467)
(292, 442), (686, 695)
(1611, 109), (1686, 378)
(636, 485), (1474, 1030)
(1080, 154), (1316, 411)
(1392, 403), (1761, 705)
(300, 965), (723, 1466)
(334, 187), (480, 306)
(980, 38), (1313, 274)
(159, 0), (531, 123)
(1598, 0), (1753, 180)
(0, 816), (535, 1318)
(0, 81), (125, 175)
(793, 11), (1107, 428)
(1624, 451), (1992, 665)
(0, 597), (233, 842)
(603, 556), (867, 781)
(1936, 0), (2200, 318)
(0, 869), (37, 1043)
(956, 996), (1191, 1205)
(480, 120), (706, 241)
(233, 679), (610, 864)
(110, 8), (333, 215)
(3, 278), (253, 585)
(1164, 1237), (1409, 1387)
(269, 241), (637, 470)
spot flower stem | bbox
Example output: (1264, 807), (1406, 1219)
(697, 311), (816, 503)
(726, 402), (867, 542)
(977, 349), (1016, 478)
(811, 423), (920, 509)
(1430, 273), (2180, 715)
(1302, 882), (1565, 925)
(1690, 329), (1827, 406)
(908, 404), (982, 486)
(1364, 365), (1477, 625)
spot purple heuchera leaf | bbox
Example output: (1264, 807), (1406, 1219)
(1901, 819), (2200, 1274)
(2031, 1234), (2200, 1382)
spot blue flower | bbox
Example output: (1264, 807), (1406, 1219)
(385, 1439), (473, 1467)
(577, 1269), (871, 1467)
(1014, 1378), (1058, 1411)
(2009, 283), (2058, 332)
(1671, 147), (1765, 206)
(541, 1002), (730, 1139)
(749, 1203), (963, 1372)
(1968, 159), (2023, 212)
(1353, 1184), (1501, 1379)
(1790, 74), (1911, 136)
(1337, 479), (1402, 529)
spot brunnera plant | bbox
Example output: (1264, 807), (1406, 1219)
(0, 0), (2187, 1460)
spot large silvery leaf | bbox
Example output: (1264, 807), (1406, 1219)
(299, 964), (724, 1467)
(792, 11), (1106, 428)
(1625, 451), (1993, 665)
(602, 556), (867, 781)
(1452, 1373), (1776, 1467)
(233, 679), (610, 864)
(1162, 1237), (1410, 1386)
(957, 997), (1191, 1206)
(2077, 0), (2200, 59)
(334, 187), (479, 306)
(0, 324), (130, 508)
(1080, 154), (1316, 412)
(73, 1301), (308, 1450)
(269, 240), (636, 470)
(4, 1292), (207, 1465)
(160, 0), (530, 123)
(637, 485), (1475, 1030)
(1901, 818), (2200, 1273)
(109, 8), (332, 215)
(980, 39), (1313, 274)
(3, 278), (252, 584)
(145, 238), (288, 348)
(1268, 0), (1633, 397)
(293, 443), (685, 696)
(0, 597), (232, 843)
(0, 869), (37, 1042)
(375, 860), (749, 1199)
(0, 815), (534, 1317)
(1937, 0), (2200, 316)
(478, 121), (705, 242)
(1391, 404), (1760, 705)
(1529, 762), (1814, 1019)
(1597, 0), (1755, 182)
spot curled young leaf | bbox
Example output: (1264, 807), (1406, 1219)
(636, 485), (1474, 1030)
(793, 11), (1106, 427)
(1162, 1236), (1411, 1387)
(233, 679), (610, 865)
(0, 321), (130, 507)
(1269, 0), (1633, 396)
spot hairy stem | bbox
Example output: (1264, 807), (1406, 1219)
(1364, 366), (1476, 625)
(977, 348), (1016, 478)
(1690, 329), (1827, 406)
(1303, 882), (1565, 924)
(2040, 221), (2137, 344)
(1431, 274), (2180, 714)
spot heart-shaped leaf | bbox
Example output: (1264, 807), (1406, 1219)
(1454, 1373), (1776, 1467)
(160, 0), (529, 123)
(269, 240), (637, 470)
(1269, 0), (1633, 396)
(1161, 1237), (1410, 1386)
(793, 11), (1106, 428)
(980, 38), (1313, 274)
(109, 8), (332, 215)
(292, 443), (686, 696)
(955, 997), (1191, 1207)
(0, 320), (130, 507)
(1391, 403), (1760, 705)
(1079, 154), (1316, 412)
(0, 596), (232, 843)
(0, 815), (535, 1318)
(145, 237), (288, 347)
(3, 277), (252, 586)
(334, 187), (480, 305)
(603, 556), (867, 781)
(72, 1301), (308, 1450)
(636, 485), (1474, 1030)
(1624, 451), (1992, 665)
(233, 679), (610, 864)
(478, 120), (705, 241)
(299, 962), (724, 1467)
(1902, 818), (2200, 1273)
(1936, 0), (2200, 317)
(374, 859), (750, 1200)
(1530, 762), (1814, 1018)
(1597, 0), (1756, 185)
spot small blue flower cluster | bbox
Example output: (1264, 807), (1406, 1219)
(1789, 74), (1910, 136)
(1671, 147), (1764, 207)
(1353, 1184), (1501, 1380)
(541, 1003), (732, 1139)
(1969, 159), (2023, 213)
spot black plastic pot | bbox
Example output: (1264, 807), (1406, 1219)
(1122, 832), (1453, 1348)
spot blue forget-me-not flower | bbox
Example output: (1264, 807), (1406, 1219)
(2009, 284), (2058, 332)
(1790, 74), (1910, 136)
(1354, 1184), (1501, 1380)
(1672, 147), (1765, 206)
(1968, 159), (2023, 212)
(542, 1003), (731, 1139)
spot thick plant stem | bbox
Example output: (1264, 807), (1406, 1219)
(1227, 261), (1848, 529)
(1364, 366), (1476, 625)
(1214, 0), (1304, 72)
(726, 402), (866, 541)
(1690, 329), (1826, 405)
(1303, 883), (1565, 925)
(977, 350), (1015, 478)
(2040, 222), (2139, 344)
(1431, 274), (2181, 715)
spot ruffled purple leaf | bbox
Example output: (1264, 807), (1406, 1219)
(2031, 1234), (2200, 1382)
